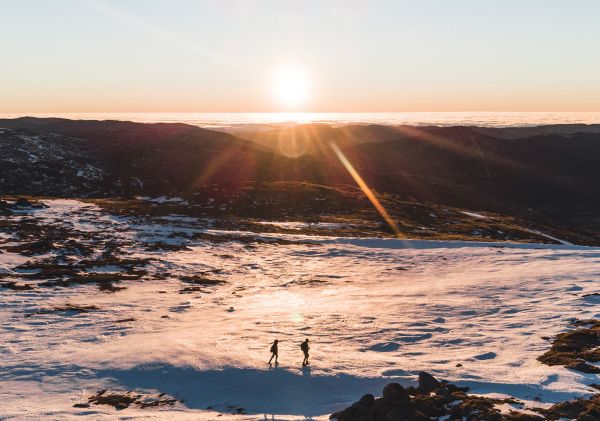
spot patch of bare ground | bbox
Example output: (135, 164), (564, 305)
(0, 221), (96, 256)
(179, 286), (203, 294)
(179, 275), (226, 294)
(190, 231), (313, 246)
(40, 273), (143, 292)
(281, 278), (331, 287)
(144, 242), (192, 251)
(180, 275), (226, 286)
(0, 281), (35, 291)
(26, 303), (99, 317)
(114, 317), (135, 323)
(75, 389), (178, 410)
(537, 319), (600, 374)
(11, 255), (151, 292)
(536, 394), (600, 420)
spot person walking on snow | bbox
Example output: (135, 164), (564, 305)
(301, 338), (310, 366)
(268, 339), (279, 365)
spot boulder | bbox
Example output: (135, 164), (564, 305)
(417, 372), (441, 393)
(382, 383), (410, 404)
(358, 394), (375, 407)
(381, 407), (409, 421)
(330, 395), (374, 420)
(433, 387), (453, 403)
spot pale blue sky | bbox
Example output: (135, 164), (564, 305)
(2, 0), (600, 112)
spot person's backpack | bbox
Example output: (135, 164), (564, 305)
(270, 344), (277, 353)
(301, 342), (308, 352)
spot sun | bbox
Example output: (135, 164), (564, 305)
(272, 65), (311, 108)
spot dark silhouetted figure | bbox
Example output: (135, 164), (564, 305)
(301, 338), (310, 366)
(268, 339), (279, 365)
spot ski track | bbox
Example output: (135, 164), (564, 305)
(1, 199), (599, 420)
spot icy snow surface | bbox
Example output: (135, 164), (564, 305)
(1, 199), (599, 419)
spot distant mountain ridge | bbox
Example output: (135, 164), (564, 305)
(1, 117), (598, 238)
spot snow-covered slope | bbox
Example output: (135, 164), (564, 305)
(0, 199), (599, 419)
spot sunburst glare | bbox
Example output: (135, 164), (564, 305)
(272, 65), (311, 108)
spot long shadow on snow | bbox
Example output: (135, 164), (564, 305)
(96, 363), (411, 416)
(94, 363), (590, 416)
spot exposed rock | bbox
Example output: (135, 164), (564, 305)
(538, 319), (600, 373)
(565, 360), (600, 374)
(329, 373), (525, 421)
(417, 371), (440, 393)
(503, 412), (543, 420)
(357, 394), (375, 407)
(538, 394), (600, 420)
(144, 242), (192, 251)
(179, 286), (203, 294)
(53, 304), (99, 313)
(0, 281), (35, 291)
(382, 383), (410, 404)
(180, 275), (226, 286)
(41, 273), (140, 289)
(14, 198), (33, 207)
(98, 282), (127, 293)
(114, 317), (136, 323)
(5, 239), (57, 255)
(86, 389), (178, 410)
(0, 200), (13, 215)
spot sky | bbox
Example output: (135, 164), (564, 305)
(2, 0), (600, 113)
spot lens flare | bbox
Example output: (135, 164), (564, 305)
(330, 142), (402, 237)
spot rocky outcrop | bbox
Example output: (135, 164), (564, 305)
(329, 372), (526, 421)
(538, 319), (600, 374)
(539, 394), (600, 420)
(331, 370), (600, 421)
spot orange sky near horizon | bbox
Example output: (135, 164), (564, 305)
(2, 0), (600, 113)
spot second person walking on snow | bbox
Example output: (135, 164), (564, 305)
(301, 338), (310, 366)
(268, 339), (279, 365)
